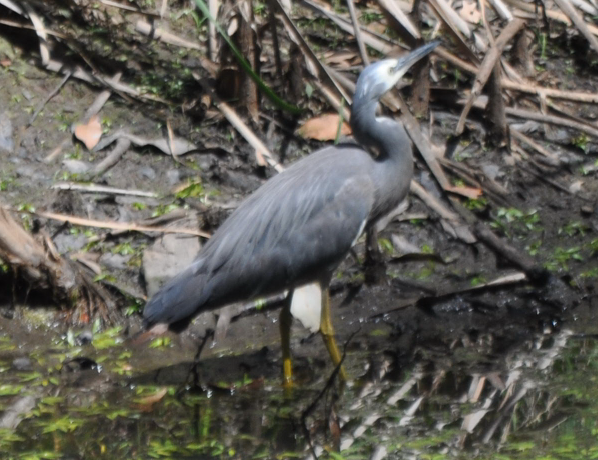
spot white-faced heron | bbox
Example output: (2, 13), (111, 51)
(143, 41), (440, 385)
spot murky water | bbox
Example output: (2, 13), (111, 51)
(1, 304), (598, 460)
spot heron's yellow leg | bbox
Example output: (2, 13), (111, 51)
(320, 288), (347, 381)
(279, 297), (293, 387)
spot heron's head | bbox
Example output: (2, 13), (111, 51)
(354, 41), (440, 104)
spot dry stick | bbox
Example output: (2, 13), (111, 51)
(504, 0), (598, 36)
(553, 0), (598, 53)
(91, 137), (132, 176)
(430, 0), (472, 39)
(160, 0), (168, 17)
(267, 4), (284, 84)
(21, 2), (49, 65)
(479, 0), (496, 47)
(520, 162), (587, 199)
(52, 182), (157, 197)
(99, 0), (161, 15)
(506, 107), (598, 138)
(135, 20), (219, 76)
(0, 0), (24, 15)
(410, 181), (477, 243)
(193, 73), (284, 172)
(547, 98), (598, 130)
(271, 0), (352, 104)
(473, 222), (547, 281)
(436, 47), (598, 104)
(346, 0), (369, 66)
(570, 0), (598, 15)
(502, 81), (598, 103)
(7, 207), (211, 238)
(427, 0), (479, 63)
(0, 18), (66, 38)
(485, 0), (513, 20)
(509, 128), (560, 162)
(28, 71), (72, 126)
(439, 158), (510, 199)
(456, 18), (526, 134)
(409, 181), (459, 221)
(300, 0), (394, 54)
(397, 97), (450, 191)
(208, 0), (219, 60)
(377, 0), (421, 42)
(0, 207), (119, 323)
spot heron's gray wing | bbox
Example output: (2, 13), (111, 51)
(143, 146), (375, 327)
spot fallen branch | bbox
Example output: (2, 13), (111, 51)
(91, 137), (132, 176)
(510, 128), (560, 162)
(52, 182), (158, 198)
(8, 208), (211, 239)
(0, 206), (119, 324)
(506, 107), (598, 139)
(473, 222), (547, 281)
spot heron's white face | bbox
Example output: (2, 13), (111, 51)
(354, 59), (404, 102)
(354, 42), (440, 105)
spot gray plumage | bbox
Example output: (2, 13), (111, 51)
(143, 41), (440, 330)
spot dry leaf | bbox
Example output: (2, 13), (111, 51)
(134, 387), (168, 412)
(459, 0), (481, 23)
(137, 388), (168, 405)
(227, 16), (239, 36)
(74, 115), (102, 150)
(297, 114), (351, 141)
(448, 185), (483, 199)
(0, 59), (11, 67)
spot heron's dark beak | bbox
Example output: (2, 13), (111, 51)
(394, 41), (441, 72)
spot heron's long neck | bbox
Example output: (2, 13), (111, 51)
(351, 99), (412, 165)
(351, 98), (413, 219)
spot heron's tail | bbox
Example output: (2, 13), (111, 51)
(143, 266), (212, 330)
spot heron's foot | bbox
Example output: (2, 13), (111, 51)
(280, 296), (294, 388)
(320, 330), (348, 381)
(282, 355), (294, 388)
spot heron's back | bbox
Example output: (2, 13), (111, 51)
(143, 145), (376, 327)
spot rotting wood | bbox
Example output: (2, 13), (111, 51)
(238, 0), (260, 122)
(0, 206), (119, 324)
(484, 63), (507, 145)
(513, 28), (535, 78)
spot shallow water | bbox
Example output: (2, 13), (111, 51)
(1, 299), (598, 460)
